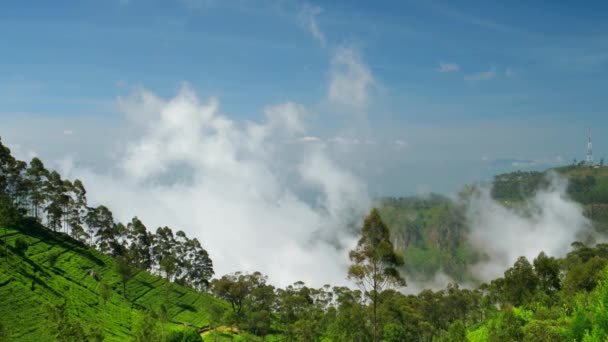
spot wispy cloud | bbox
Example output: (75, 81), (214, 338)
(426, 1), (535, 37)
(464, 66), (497, 81)
(505, 67), (515, 77)
(328, 47), (375, 112)
(298, 4), (325, 46)
(437, 62), (460, 73)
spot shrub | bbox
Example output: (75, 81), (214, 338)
(48, 251), (59, 267)
(165, 328), (201, 342)
(14, 237), (28, 254)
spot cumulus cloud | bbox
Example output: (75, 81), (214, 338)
(328, 47), (375, 113)
(298, 4), (325, 46)
(437, 62), (460, 73)
(67, 85), (370, 287)
(464, 66), (497, 81)
(466, 173), (592, 281)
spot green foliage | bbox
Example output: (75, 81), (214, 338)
(382, 322), (407, 342)
(47, 302), (91, 341)
(0, 222), (224, 341)
(378, 196), (478, 282)
(436, 320), (466, 342)
(522, 320), (563, 342)
(133, 310), (161, 342)
(0, 320), (7, 342)
(503, 256), (538, 306)
(348, 208), (404, 341)
(166, 328), (202, 342)
(491, 171), (547, 201)
(487, 309), (525, 342)
(13, 237), (28, 254)
(564, 256), (608, 292)
(47, 250), (60, 267)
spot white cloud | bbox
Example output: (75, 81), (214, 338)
(437, 62), (460, 73)
(328, 47), (375, 112)
(298, 4), (325, 46)
(464, 66), (497, 81)
(63, 130), (73, 135)
(505, 67), (514, 77)
(67, 85), (370, 288)
(299, 136), (322, 143)
(466, 173), (592, 281)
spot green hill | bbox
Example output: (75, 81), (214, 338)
(0, 218), (225, 341)
(379, 165), (608, 282)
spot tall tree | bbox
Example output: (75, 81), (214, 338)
(26, 158), (48, 220)
(152, 226), (176, 279)
(68, 180), (88, 243)
(127, 217), (153, 270)
(504, 256), (539, 306)
(348, 208), (405, 342)
(94, 206), (118, 254)
(44, 171), (67, 231)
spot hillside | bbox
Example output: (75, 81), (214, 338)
(379, 165), (608, 282)
(0, 218), (225, 341)
(378, 195), (479, 283)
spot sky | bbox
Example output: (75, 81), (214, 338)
(1, 0), (607, 285)
(2, 0), (608, 194)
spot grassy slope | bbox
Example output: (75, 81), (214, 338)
(0, 220), (225, 341)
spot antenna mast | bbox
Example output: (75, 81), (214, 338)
(586, 128), (593, 165)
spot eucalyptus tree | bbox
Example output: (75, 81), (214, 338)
(25, 157), (48, 220)
(348, 208), (405, 342)
(68, 180), (88, 242)
(153, 226), (176, 279)
(127, 217), (153, 270)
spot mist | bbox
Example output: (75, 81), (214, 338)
(465, 173), (592, 282)
(62, 84), (370, 288)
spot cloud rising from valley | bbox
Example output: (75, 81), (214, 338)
(465, 173), (593, 282)
(64, 83), (371, 288)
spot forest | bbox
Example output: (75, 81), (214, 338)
(2, 135), (608, 341)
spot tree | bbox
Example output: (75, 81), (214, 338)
(503, 256), (538, 306)
(348, 208), (405, 342)
(127, 217), (152, 270)
(533, 252), (561, 294)
(211, 271), (268, 326)
(116, 256), (134, 299)
(68, 180), (87, 238)
(487, 309), (524, 342)
(99, 282), (112, 323)
(47, 302), (88, 341)
(26, 157), (48, 220)
(152, 226), (176, 279)
(0, 193), (19, 262)
(133, 310), (160, 342)
(43, 171), (68, 231)
(93, 206), (117, 254)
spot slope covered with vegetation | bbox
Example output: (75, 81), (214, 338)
(0, 218), (224, 341)
(379, 166), (608, 283)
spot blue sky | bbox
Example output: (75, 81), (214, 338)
(1, 0), (608, 195)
